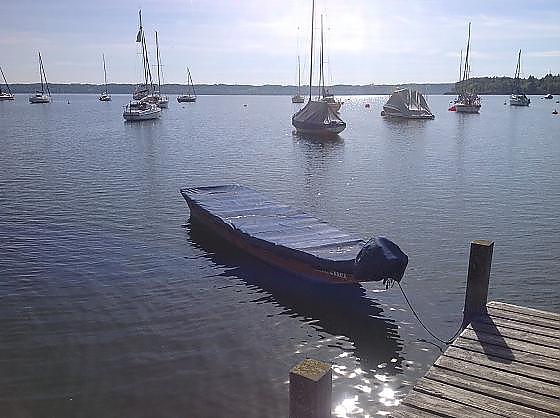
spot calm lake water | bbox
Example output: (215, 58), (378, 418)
(1, 94), (559, 417)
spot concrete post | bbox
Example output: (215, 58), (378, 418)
(462, 239), (494, 328)
(289, 358), (332, 418)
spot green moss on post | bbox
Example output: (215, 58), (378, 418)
(289, 358), (332, 418)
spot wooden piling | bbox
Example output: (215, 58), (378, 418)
(462, 239), (494, 328)
(289, 358), (332, 418)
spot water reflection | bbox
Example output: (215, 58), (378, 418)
(292, 133), (345, 212)
(185, 220), (404, 377)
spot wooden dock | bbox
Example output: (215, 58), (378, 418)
(289, 240), (559, 418)
(391, 300), (560, 418)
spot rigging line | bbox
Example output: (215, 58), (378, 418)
(397, 282), (463, 345)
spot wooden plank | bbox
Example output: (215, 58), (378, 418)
(402, 388), (502, 418)
(470, 319), (559, 349)
(487, 307), (560, 330)
(488, 301), (560, 322)
(477, 314), (559, 339)
(453, 336), (560, 372)
(444, 346), (560, 384)
(426, 365), (560, 415)
(460, 328), (560, 360)
(389, 404), (442, 418)
(434, 355), (560, 399)
(414, 378), (557, 418)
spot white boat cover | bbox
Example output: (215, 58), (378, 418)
(383, 89), (434, 119)
(292, 100), (344, 128)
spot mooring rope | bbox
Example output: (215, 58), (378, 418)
(397, 282), (463, 345)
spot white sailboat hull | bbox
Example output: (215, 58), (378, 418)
(123, 102), (161, 121)
(157, 96), (168, 108)
(29, 94), (50, 104)
(0, 92), (15, 101)
(455, 103), (480, 113)
(177, 95), (196, 103)
(292, 95), (305, 103)
(99, 93), (112, 101)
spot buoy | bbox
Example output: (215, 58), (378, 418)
(243, 104), (247, 107)
(553, 109), (558, 115)
(365, 103), (370, 108)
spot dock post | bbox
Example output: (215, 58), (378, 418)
(289, 358), (332, 418)
(462, 239), (494, 328)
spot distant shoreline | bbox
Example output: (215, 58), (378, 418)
(9, 82), (454, 95)
(8, 74), (559, 95)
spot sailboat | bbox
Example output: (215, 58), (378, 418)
(146, 30), (169, 108)
(452, 23), (481, 114)
(132, 10), (154, 101)
(99, 53), (112, 101)
(0, 66), (15, 101)
(123, 10), (161, 121)
(292, 56), (305, 103)
(318, 15), (343, 113)
(291, 0), (346, 136)
(510, 50), (530, 106)
(177, 67), (197, 103)
(29, 52), (51, 104)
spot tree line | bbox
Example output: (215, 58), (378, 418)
(457, 74), (560, 95)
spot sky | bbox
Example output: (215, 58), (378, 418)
(1, 0), (559, 85)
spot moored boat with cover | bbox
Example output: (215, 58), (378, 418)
(292, 0), (346, 136)
(382, 89), (434, 119)
(181, 185), (408, 285)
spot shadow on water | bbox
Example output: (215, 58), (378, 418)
(185, 220), (404, 375)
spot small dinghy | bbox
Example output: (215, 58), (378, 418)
(181, 185), (408, 285)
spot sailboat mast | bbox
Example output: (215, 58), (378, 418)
(102, 53), (108, 93)
(320, 14), (325, 99)
(38, 52), (44, 94)
(308, 0), (315, 101)
(463, 22), (471, 83)
(155, 31), (162, 92)
(459, 49), (463, 82)
(297, 55), (301, 96)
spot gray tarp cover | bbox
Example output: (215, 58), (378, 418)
(292, 100), (344, 127)
(182, 185), (361, 274)
(181, 185), (408, 281)
(383, 89), (433, 118)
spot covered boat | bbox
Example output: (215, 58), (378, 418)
(181, 185), (408, 285)
(292, 100), (346, 135)
(291, 0), (346, 136)
(381, 89), (434, 119)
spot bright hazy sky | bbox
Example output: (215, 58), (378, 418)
(1, 0), (559, 85)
